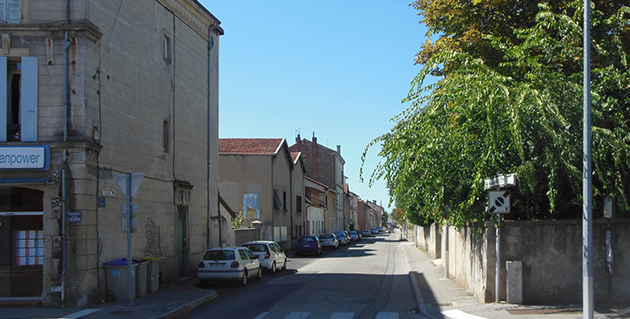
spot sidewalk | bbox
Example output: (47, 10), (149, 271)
(398, 231), (629, 319)
(0, 277), (216, 319)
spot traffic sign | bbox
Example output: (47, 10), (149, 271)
(122, 213), (138, 232)
(121, 205), (139, 214)
(489, 190), (511, 214)
(114, 173), (144, 199)
(484, 173), (517, 190)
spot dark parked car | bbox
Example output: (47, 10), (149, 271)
(295, 236), (322, 256)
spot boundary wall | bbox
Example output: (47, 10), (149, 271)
(414, 219), (630, 305)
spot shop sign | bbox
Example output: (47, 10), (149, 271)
(0, 146), (49, 170)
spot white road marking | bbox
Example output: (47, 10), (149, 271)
(285, 312), (310, 319)
(330, 312), (355, 319)
(442, 309), (487, 319)
(58, 308), (101, 319)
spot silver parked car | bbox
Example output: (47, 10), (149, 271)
(198, 247), (262, 287)
(242, 241), (287, 273)
(318, 233), (339, 250)
(335, 231), (350, 246)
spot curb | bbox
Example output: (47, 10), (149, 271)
(151, 290), (218, 319)
(400, 241), (437, 319)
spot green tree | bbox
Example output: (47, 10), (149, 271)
(364, 0), (630, 227)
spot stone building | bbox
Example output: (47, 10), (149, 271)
(0, 0), (222, 307)
(218, 138), (306, 250)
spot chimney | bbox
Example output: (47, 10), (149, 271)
(337, 145), (341, 154)
(296, 134), (302, 152)
(312, 132), (318, 181)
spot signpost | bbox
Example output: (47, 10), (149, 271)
(114, 172), (144, 306)
(485, 174), (516, 304)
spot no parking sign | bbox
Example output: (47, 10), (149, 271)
(488, 190), (510, 214)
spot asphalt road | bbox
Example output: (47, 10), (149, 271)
(178, 231), (421, 319)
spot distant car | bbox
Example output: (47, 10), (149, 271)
(318, 233), (339, 250)
(198, 247), (262, 287)
(349, 231), (359, 242)
(362, 229), (371, 237)
(335, 231), (350, 246)
(371, 227), (379, 234)
(242, 241), (287, 273)
(295, 236), (322, 256)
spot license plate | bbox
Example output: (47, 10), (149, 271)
(209, 263), (224, 267)
(303, 245), (311, 247)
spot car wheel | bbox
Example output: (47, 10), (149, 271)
(241, 270), (248, 287)
(199, 280), (208, 288)
(271, 261), (277, 274)
(296, 251), (301, 256)
(281, 258), (287, 270)
(256, 266), (263, 281)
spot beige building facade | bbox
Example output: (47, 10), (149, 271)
(218, 138), (305, 250)
(0, 0), (222, 307)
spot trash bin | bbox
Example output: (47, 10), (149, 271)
(132, 258), (147, 298)
(103, 258), (136, 301)
(143, 257), (160, 293)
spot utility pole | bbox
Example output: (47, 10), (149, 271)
(582, 0), (594, 317)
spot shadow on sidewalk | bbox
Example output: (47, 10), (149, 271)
(410, 271), (446, 319)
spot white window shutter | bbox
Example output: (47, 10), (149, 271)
(0, 56), (6, 142)
(21, 56), (38, 142)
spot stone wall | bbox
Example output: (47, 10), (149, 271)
(437, 219), (630, 305)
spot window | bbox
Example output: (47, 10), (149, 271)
(0, 56), (38, 142)
(296, 196), (302, 212)
(238, 249), (248, 260)
(0, 0), (21, 24)
(162, 34), (171, 62)
(14, 230), (43, 266)
(283, 191), (287, 211)
(273, 190), (282, 209)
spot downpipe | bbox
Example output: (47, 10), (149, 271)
(60, 0), (71, 306)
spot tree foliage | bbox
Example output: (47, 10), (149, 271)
(363, 0), (630, 227)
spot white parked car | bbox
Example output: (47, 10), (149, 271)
(198, 247), (262, 287)
(242, 241), (287, 273)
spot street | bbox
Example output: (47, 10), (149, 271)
(179, 231), (421, 319)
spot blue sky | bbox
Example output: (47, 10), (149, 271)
(200, 1), (428, 212)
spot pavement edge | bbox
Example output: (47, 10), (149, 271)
(400, 240), (438, 319)
(151, 290), (218, 319)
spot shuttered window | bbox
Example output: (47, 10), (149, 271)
(0, 0), (21, 24)
(0, 56), (38, 142)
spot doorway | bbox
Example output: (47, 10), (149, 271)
(0, 187), (44, 297)
(177, 206), (188, 278)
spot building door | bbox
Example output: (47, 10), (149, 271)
(177, 206), (188, 277)
(0, 187), (43, 297)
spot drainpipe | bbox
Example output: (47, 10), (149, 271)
(271, 157), (274, 241)
(289, 167), (293, 248)
(207, 31), (214, 248)
(60, 0), (71, 304)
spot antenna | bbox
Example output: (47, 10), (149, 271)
(295, 126), (303, 137)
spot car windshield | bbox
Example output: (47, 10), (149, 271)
(335, 233), (345, 238)
(319, 234), (333, 239)
(299, 237), (316, 243)
(203, 250), (235, 261)
(244, 244), (268, 252)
